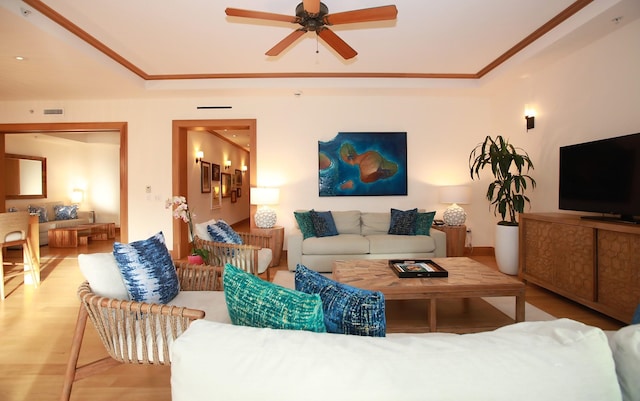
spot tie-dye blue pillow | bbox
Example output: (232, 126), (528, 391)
(207, 220), (243, 244)
(113, 232), (179, 304)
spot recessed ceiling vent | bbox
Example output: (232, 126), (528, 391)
(43, 108), (64, 115)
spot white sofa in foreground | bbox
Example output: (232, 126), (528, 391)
(288, 210), (447, 272)
(171, 319), (640, 401)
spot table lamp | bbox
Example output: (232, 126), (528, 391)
(439, 185), (471, 226)
(250, 187), (280, 228)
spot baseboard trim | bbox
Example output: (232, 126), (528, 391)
(464, 246), (494, 257)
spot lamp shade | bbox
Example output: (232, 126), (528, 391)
(250, 187), (279, 206)
(439, 185), (471, 205)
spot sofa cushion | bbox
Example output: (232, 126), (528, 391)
(416, 211), (436, 236)
(223, 263), (326, 332)
(367, 234), (436, 254)
(207, 220), (243, 244)
(330, 210), (361, 234)
(113, 232), (180, 304)
(610, 324), (640, 401)
(54, 204), (78, 220)
(169, 291), (231, 324)
(295, 264), (386, 337)
(302, 234), (370, 255)
(388, 208), (418, 235)
(361, 212), (391, 236)
(194, 218), (217, 242)
(310, 210), (339, 237)
(294, 210), (316, 239)
(78, 252), (130, 300)
(28, 205), (48, 223)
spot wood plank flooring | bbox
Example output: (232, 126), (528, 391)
(0, 232), (625, 401)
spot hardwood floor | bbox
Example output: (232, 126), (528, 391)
(0, 233), (625, 401)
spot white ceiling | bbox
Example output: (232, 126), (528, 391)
(0, 0), (638, 101)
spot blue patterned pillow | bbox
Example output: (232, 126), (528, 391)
(223, 263), (326, 332)
(207, 220), (243, 244)
(54, 204), (78, 220)
(295, 264), (386, 337)
(113, 232), (179, 304)
(294, 211), (316, 239)
(28, 205), (48, 223)
(309, 210), (339, 237)
(388, 208), (418, 235)
(416, 211), (436, 235)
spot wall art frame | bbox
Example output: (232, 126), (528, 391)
(221, 172), (232, 198)
(201, 161), (211, 193)
(318, 132), (407, 196)
(211, 163), (220, 181)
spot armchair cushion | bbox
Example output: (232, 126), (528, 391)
(295, 264), (386, 337)
(207, 220), (243, 244)
(113, 231), (180, 304)
(169, 291), (231, 324)
(78, 252), (130, 300)
(194, 218), (217, 242)
(223, 264), (325, 332)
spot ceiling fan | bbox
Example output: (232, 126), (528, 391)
(225, 0), (398, 60)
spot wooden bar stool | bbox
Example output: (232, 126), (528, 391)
(0, 211), (40, 300)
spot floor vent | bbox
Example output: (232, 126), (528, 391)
(43, 108), (64, 115)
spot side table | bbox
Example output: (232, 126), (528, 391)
(432, 225), (466, 257)
(251, 226), (284, 267)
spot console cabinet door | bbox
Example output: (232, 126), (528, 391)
(597, 230), (640, 321)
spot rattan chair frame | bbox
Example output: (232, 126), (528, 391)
(0, 211), (40, 300)
(195, 231), (272, 279)
(60, 261), (223, 401)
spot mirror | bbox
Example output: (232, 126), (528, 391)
(4, 153), (47, 199)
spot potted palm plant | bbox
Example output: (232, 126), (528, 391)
(469, 135), (536, 275)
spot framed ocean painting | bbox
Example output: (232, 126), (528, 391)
(319, 132), (407, 196)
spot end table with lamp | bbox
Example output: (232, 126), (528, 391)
(250, 187), (283, 267)
(436, 185), (471, 257)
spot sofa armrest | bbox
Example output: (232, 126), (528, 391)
(77, 211), (94, 223)
(287, 230), (303, 272)
(431, 229), (446, 257)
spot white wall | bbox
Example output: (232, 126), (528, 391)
(1, 18), (638, 250)
(5, 134), (120, 224)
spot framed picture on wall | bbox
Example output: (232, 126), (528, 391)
(221, 173), (231, 198)
(234, 169), (243, 186)
(231, 189), (237, 203)
(211, 163), (220, 181)
(237, 187), (241, 198)
(201, 161), (211, 193)
(211, 184), (221, 209)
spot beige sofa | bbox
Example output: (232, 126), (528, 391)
(27, 201), (93, 245)
(287, 210), (446, 272)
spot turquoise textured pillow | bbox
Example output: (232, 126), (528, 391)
(113, 232), (179, 304)
(294, 211), (316, 239)
(207, 220), (243, 244)
(388, 208), (418, 235)
(416, 211), (436, 235)
(295, 264), (386, 337)
(223, 263), (326, 332)
(54, 204), (78, 220)
(309, 210), (339, 237)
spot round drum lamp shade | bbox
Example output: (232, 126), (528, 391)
(439, 185), (471, 226)
(251, 187), (280, 229)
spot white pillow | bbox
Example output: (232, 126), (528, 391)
(610, 324), (640, 401)
(78, 253), (129, 300)
(194, 218), (217, 241)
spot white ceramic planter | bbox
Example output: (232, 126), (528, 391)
(495, 224), (519, 275)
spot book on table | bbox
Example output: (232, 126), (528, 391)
(389, 259), (448, 278)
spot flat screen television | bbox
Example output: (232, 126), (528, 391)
(559, 132), (640, 224)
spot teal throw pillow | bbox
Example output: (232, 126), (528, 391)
(294, 210), (316, 239)
(388, 208), (418, 235)
(295, 264), (386, 337)
(113, 231), (180, 304)
(223, 263), (326, 332)
(416, 211), (436, 235)
(309, 210), (339, 237)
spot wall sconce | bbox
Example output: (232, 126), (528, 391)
(71, 188), (84, 204)
(224, 160), (231, 170)
(241, 165), (247, 174)
(195, 150), (204, 164)
(524, 106), (536, 131)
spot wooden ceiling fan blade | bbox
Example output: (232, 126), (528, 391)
(324, 5), (398, 25)
(317, 28), (357, 60)
(302, 0), (321, 14)
(266, 30), (306, 56)
(225, 8), (298, 23)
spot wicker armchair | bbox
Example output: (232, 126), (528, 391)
(60, 261), (223, 401)
(194, 231), (273, 279)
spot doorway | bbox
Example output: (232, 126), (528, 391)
(0, 122), (128, 242)
(172, 119), (257, 259)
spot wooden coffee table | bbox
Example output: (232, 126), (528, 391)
(332, 257), (525, 333)
(48, 223), (116, 248)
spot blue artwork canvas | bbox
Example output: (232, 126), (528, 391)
(319, 132), (407, 196)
